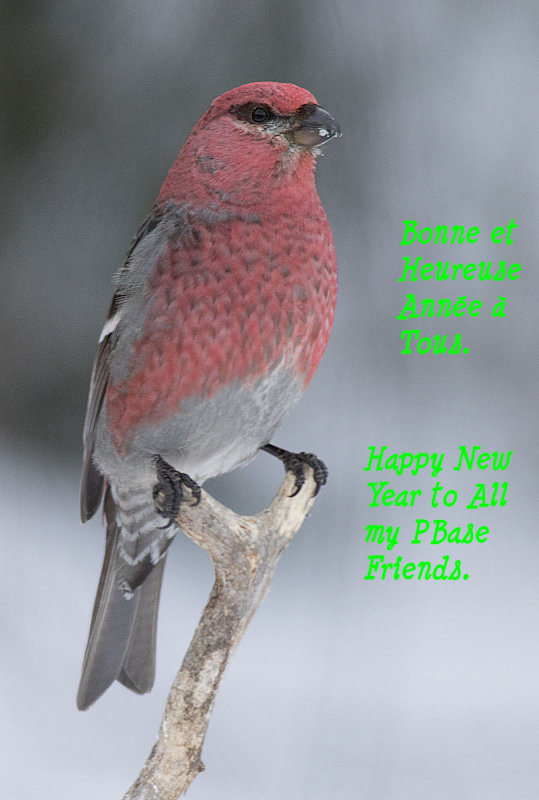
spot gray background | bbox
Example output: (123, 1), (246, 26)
(2, 2), (538, 798)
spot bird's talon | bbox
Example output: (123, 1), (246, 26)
(152, 455), (201, 523)
(152, 485), (166, 514)
(262, 444), (328, 497)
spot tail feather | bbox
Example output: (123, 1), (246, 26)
(77, 486), (169, 710)
(117, 557), (165, 694)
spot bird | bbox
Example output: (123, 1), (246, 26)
(77, 81), (340, 710)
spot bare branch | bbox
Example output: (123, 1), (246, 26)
(123, 468), (319, 799)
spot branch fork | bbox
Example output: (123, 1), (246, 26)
(123, 467), (320, 800)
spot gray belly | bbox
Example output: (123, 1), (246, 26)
(92, 362), (303, 489)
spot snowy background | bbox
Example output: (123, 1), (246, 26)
(2, 2), (539, 798)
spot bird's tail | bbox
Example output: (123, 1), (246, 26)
(77, 485), (171, 710)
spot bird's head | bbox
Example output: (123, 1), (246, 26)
(207, 81), (341, 152)
(161, 82), (341, 209)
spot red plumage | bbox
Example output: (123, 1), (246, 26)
(78, 82), (340, 709)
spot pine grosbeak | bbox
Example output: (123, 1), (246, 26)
(77, 82), (340, 709)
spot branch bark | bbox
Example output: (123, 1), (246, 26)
(122, 467), (319, 800)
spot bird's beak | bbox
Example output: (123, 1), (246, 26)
(289, 105), (342, 148)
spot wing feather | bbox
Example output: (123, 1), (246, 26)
(79, 208), (166, 521)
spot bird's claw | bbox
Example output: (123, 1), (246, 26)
(152, 455), (201, 525)
(262, 444), (328, 497)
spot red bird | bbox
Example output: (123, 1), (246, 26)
(77, 82), (340, 709)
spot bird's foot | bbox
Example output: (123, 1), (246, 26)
(152, 455), (201, 525)
(262, 443), (328, 497)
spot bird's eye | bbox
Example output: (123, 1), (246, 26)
(251, 107), (270, 124)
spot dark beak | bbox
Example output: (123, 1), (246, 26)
(290, 105), (342, 147)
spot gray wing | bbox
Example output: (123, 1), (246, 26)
(79, 208), (168, 522)
(79, 300), (114, 521)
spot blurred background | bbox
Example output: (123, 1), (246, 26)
(2, 1), (538, 798)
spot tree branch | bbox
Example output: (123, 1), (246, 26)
(122, 467), (319, 800)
